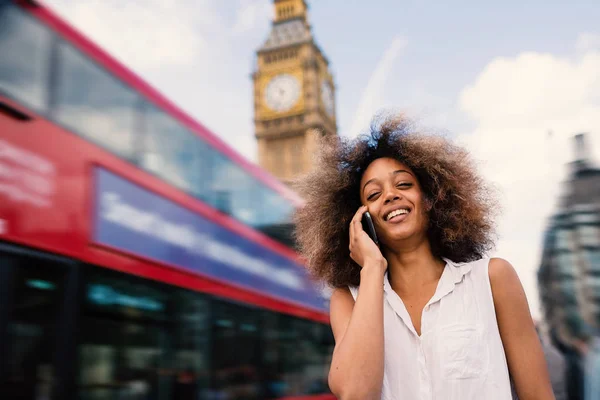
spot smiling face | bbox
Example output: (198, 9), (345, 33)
(359, 157), (429, 248)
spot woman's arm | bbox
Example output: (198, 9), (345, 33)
(489, 257), (555, 400)
(328, 205), (387, 400)
(328, 263), (386, 400)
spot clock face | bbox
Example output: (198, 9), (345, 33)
(264, 74), (301, 113)
(321, 80), (334, 117)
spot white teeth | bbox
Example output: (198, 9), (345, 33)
(386, 209), (409, 221)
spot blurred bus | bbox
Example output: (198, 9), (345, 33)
(0, 1), (334, 399)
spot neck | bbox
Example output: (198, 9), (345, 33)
(382, 238), (445, 297)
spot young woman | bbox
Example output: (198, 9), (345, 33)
(293, 115), (555, 400)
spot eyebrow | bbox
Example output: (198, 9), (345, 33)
(362, 169), (413, 192)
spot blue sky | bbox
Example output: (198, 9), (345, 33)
(316, 0), (600, 136)
(46, 0), (600, 318)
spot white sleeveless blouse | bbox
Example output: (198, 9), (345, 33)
(348, 257), (513, 400)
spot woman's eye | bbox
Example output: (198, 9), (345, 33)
(367, 192), (380, 201)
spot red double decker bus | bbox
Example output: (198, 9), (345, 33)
(0, 1), (334, 399)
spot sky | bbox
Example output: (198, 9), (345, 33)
(44, 0), (600, 319)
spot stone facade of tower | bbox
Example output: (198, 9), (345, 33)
(253, 0), (337, 184)
(538, 133), (600, 348)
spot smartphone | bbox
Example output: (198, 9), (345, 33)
(362, 211), (379, 246)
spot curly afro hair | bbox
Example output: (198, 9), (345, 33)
(292, 113), (498, 288)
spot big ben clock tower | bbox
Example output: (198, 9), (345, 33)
(253, 0), (337, 184)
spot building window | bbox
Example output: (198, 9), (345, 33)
(556, 252), (577, 278)
(579, 225), (599, 248)
(574, 212), (599, 224)
(290, 138), (303, 176)
(272, 139), (286, 177)
(555, 229), (573, 252)
(584, 250), (600, 275)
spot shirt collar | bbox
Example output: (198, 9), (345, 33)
(430, 258), (473, 304)
(383, 257), (473, 306)
(381, 258), (474, 337)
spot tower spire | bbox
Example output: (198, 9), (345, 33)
(273, 0), (308, 23)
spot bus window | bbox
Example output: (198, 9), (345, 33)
(84, 268), (168, 321)
(170, 290), (211, 399)
(210, 152), (245, 217)
(321, 323), (335, 393)
(278, 315), (304, 396)
(211, 152), (294, 230)
(0, 254), (70, 400)
(269, 316), (331, 397)
(0, 4), (53, 112)
(211, 301), (261, 400)
(303, 322), (331, 395)
(209, 151), (295, 245)
(53, 41), (139, 161)
(260, 311), (287, 399)
(78, 318), (166, 400)
(78, 266), (169, 400)
(141, 105), (201, 194)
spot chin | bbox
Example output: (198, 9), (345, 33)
(381, 229), (417, 245)
(381, 222), (428, 244)
(387, 224), (417, 238)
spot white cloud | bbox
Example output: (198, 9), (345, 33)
(349, 36), (407, 137)
(231, 0), (271, 36)
(45, 0), (224, 71)
(457, 43), (600, 319)
(576, 32), (600, 54)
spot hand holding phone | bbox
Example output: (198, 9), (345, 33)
(350, 206), (386, 271)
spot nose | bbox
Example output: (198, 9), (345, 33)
(383, 189), (401, 205)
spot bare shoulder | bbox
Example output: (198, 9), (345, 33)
(329, 287), (355, 316)
(488, 257), (519, 285)
(330, 286), (354, 302)
(487, 257), (528, 308)
(329, 287), (355, 343)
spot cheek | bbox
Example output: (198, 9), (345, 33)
(412, 190), (431, 212)
(411, 198), (431, 227)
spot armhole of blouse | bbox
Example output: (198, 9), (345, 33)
(484, 257), (500, 322)
(348, 285), (358, 301)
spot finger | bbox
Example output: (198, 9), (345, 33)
(351, 206), (367, 238)
(350, 206), (366, 228)
(351, 205), (368, 224)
